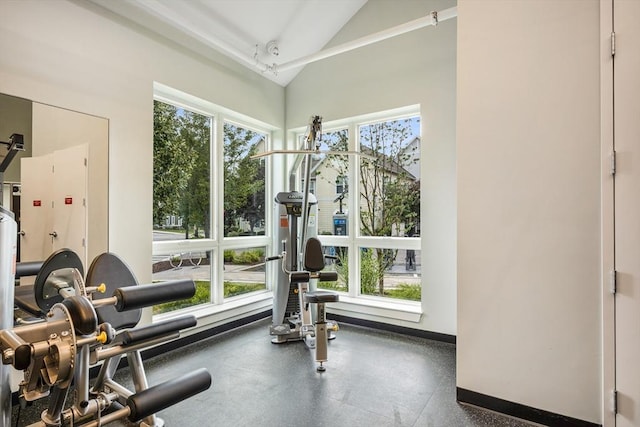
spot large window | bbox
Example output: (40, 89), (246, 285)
(359, 118), (420, 238)
(153, 101), (210, 242)
(308, 128), (349, 236)
(304, 110), (421, 303)
(152, 89), (272, 316)
(223, 122), (266, 237)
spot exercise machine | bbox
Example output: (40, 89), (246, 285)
(1, 205), (17, 427)
(13, 249), (84, 325)
(1, 221), (211, 426)
(0, 133), (23, 426)
(266, 116), (340, 371)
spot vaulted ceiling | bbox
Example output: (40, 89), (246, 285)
(88, 0), (369, 86)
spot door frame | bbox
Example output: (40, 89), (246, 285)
(600, 0), (615, 426)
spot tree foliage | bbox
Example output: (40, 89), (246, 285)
(153, 101), (210, 237)
(179, 111), (210, 238)
(153, 101), (190, 227)
(153, 102), (266, 239)
(223, 123), (265, 236)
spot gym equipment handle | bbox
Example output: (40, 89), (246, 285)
(120, 315), (197, 345)
(13, 344), (32, 371)
(290, 271), (338, 283)
(114, 279), (195, 312)
(15, 261), (44, 277)
(289, 271), (310, 284)
(318, 271), (338, 282)
(126, 368), (212, 422)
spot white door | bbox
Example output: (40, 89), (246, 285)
(51, 144), (88, 268)
(614, 0), (640, 425)
(20, 154), (53, 262)
(20, 145), (88, 269)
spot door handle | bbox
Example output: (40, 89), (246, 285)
(18, 230), (25, 237)
(49, 231), (58, 238)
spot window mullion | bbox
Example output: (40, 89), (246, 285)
(348, 121), (359, 298)
(212, 113), (226, 305)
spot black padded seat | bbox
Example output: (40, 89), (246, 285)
(304, 290), (339, 304)
(14, 284), (40, 315)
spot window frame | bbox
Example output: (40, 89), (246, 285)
(289, 106), (422, 317)
(152, 83), (276, 320)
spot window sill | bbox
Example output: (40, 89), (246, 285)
(153, 291), (273, 329)
(152, 292), (423, 332)
(328, 295), (423, 323)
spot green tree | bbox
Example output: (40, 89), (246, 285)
(359, 119), (419, 295)
(223, 123), (265, 235)
(153, 101), (211, 239)
(178, 111), (211, 238)
(153, 101), (194, 228)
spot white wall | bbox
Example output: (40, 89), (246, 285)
(286, 0), (458, 335)
(0, 0), (285, 283)
(457, 0), (601, 423)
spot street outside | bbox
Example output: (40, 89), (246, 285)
(152, 230), (421, 287)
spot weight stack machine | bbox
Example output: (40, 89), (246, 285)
(270, 191), (318, 343)
(0, 206), (17, 427)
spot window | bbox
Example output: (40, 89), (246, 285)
(359, 247), (421, 301)
(152, 87), (273, 316)
(295, 109), (421, 304)
(223, 246), (267, 297)
(153, 101), (210, 241)
(317, 245), (348, 292)
(359, 117), (420, 238)
(152, 250), (212, 314)
(223, 122), (266, 237)
(335, 176), (347, 195)
(300, 178), (316, 195)
(306, 128), (349, 236)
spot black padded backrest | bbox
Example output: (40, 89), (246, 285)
(304, 237), (325, 273)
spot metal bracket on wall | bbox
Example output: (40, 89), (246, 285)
(610, 270), (617, 294)
(610, 151), (617, 176)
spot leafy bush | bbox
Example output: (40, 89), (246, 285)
(223, 250), (235, 263)
(234, 249), (264, 264)
(360, 248), (379, 295)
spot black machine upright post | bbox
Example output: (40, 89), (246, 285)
(0, 133), (25, 207)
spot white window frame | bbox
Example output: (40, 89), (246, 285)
(289, 106), (423, 321)
(152, 83), (276, 323)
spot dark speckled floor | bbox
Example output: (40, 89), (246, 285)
(12, 319), (538, 426)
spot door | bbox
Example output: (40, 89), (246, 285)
(20, 154), (53, 262)
(614, 0), (640, 425)
(51, 144), (88, 268)
(20, 144), (88, 268)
